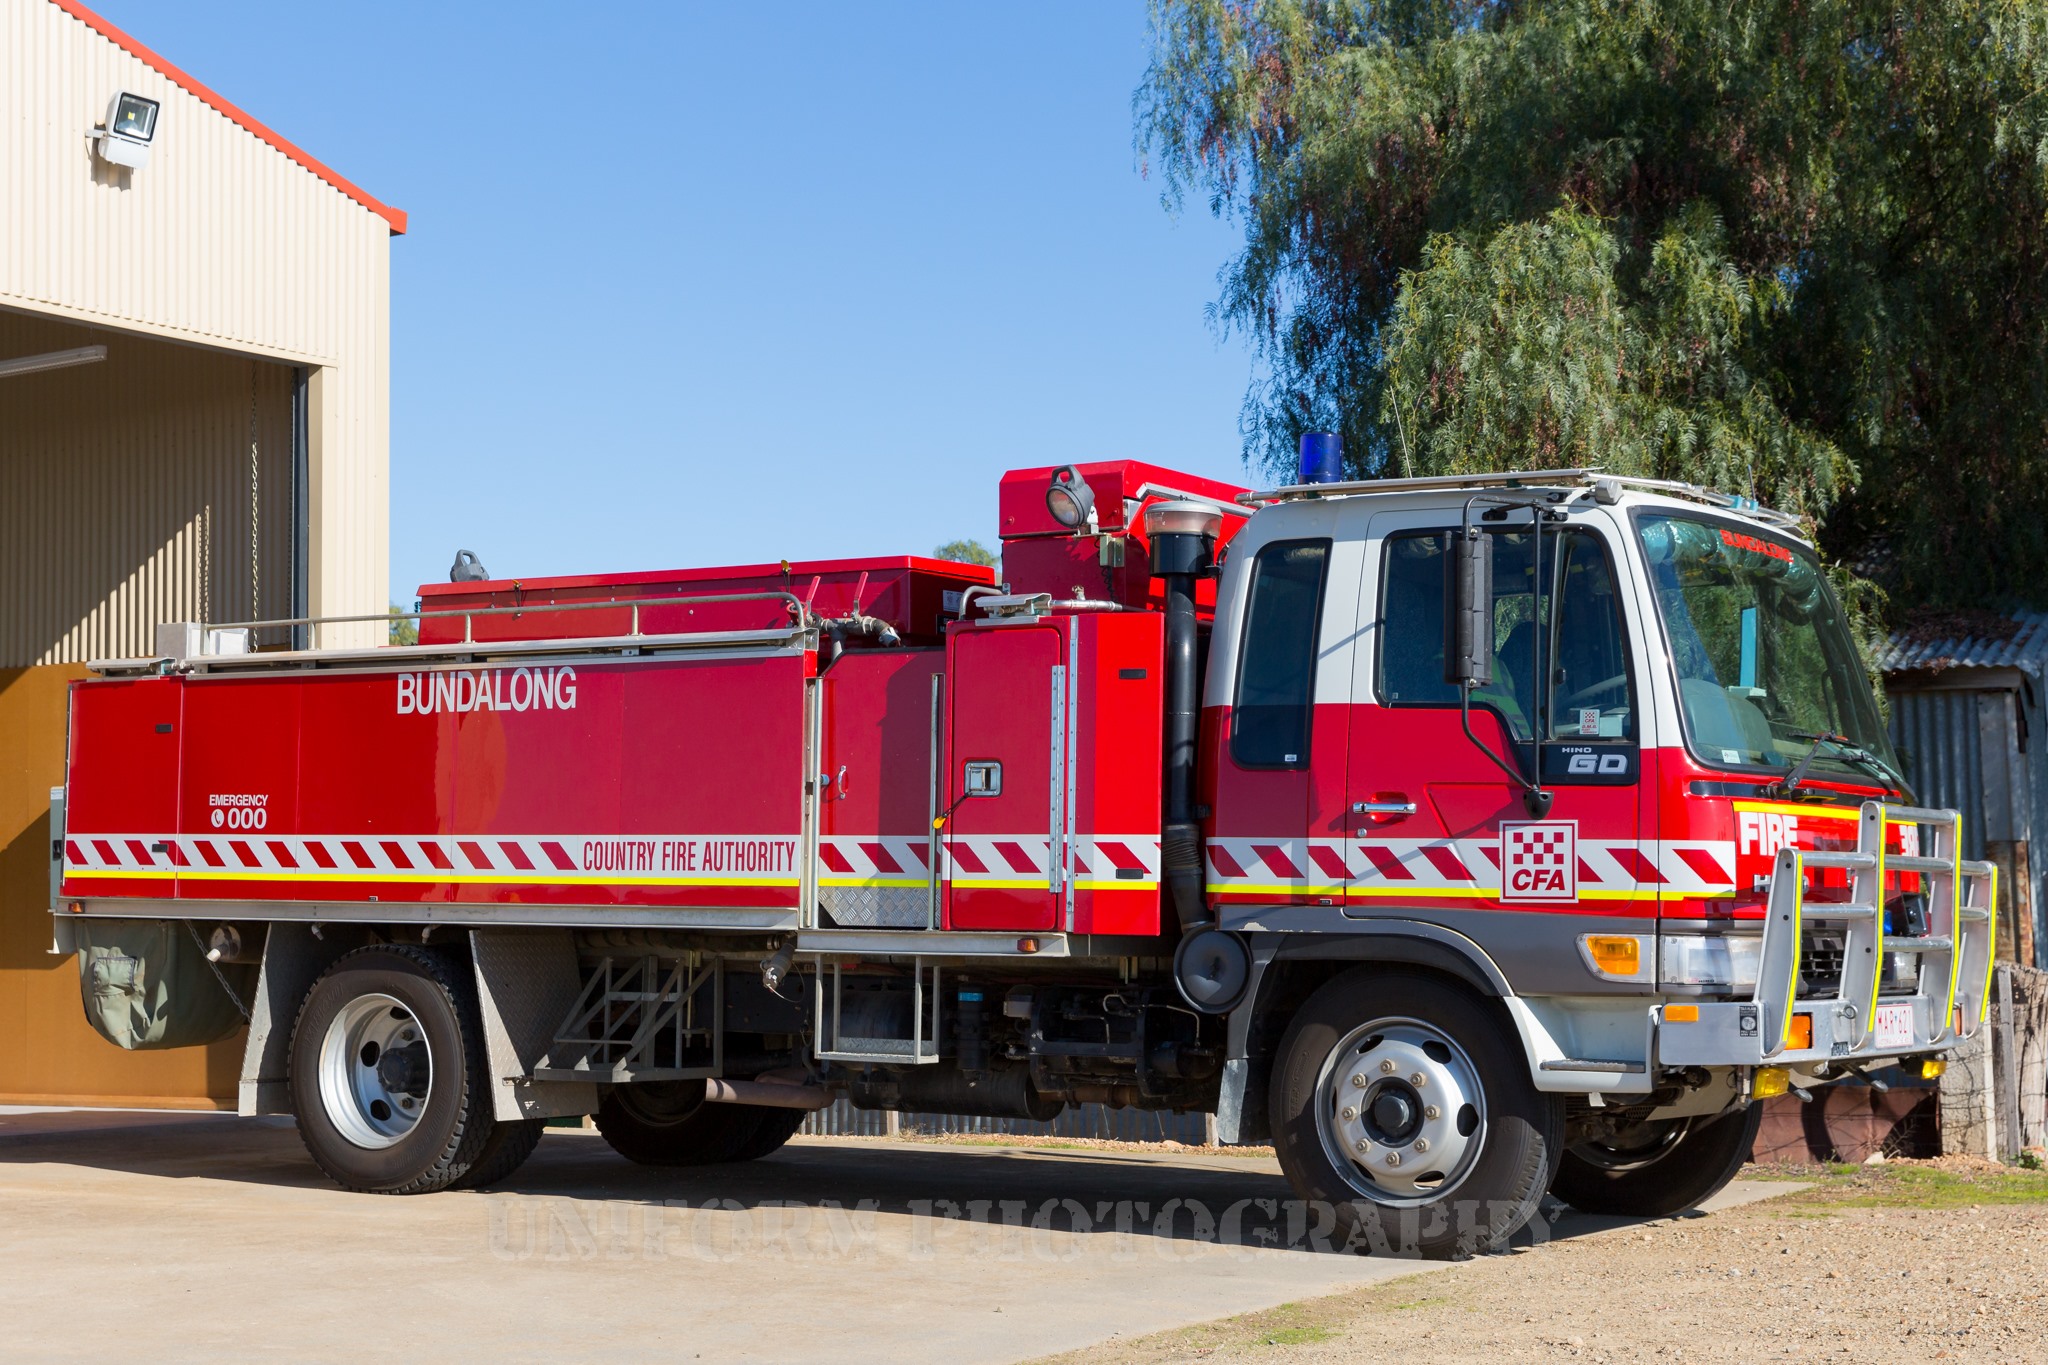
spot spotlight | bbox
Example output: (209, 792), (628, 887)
(96, 92), (160, 170)
(1045, 466), (1096, 530)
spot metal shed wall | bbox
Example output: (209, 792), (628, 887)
(0, 0), (391, 646)
(0, 311), (296, 665)
(1887, 682), (2043, 968)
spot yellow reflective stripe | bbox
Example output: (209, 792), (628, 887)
(1947, 813), (1966, 1029)
(1868, 834), (1887, 1030)
(1782, 851), (1806, 1052)
(1206, 883), (1665, 903)
(1978, 862), (1999, 1025)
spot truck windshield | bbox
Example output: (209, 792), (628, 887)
(1637, 512), (1900, 786)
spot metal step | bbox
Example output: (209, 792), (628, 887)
(1801, 852), (1877, 873)
(1801, 902), (1878, 922)
(1882, 935), (1953, 953)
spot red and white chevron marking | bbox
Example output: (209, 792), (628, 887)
(817, 835), (1161, 884)
(65, 832), (1165, 887)
(943, 835), (1160, 885)
(1205, 837), (1736, 895)
(63, 833), (800, 882)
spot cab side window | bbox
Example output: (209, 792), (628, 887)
(1231, 539), (1331, 768)
(1377, 530), (1634, 742)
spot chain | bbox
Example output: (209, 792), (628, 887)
(199, 502), (210, 623)
(250, 363), (260, 619)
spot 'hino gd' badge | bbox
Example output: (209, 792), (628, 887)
(1500, 821), (1578, 902)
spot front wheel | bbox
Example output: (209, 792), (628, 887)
(1270, 971), (1563, 1259)
(1550, 1102), (1762, 1218)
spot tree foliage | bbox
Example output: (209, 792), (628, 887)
(1140, 0), (2048, 609)
(933, 538), (1000, 569)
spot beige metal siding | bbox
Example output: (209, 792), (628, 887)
(0, 311), (296, 665)
(0, 0), (390, 644)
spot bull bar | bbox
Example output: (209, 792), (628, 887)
(1655, 803), (1997, 1069)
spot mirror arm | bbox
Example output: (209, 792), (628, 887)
(1447, 495), (1553, 820)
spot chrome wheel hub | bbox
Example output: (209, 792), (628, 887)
(1317, 1018), (1485, 1204)
(319, 993), (433, 1150)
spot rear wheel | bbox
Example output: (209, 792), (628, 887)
(453, 1119), (546, 1190)
(1270, 971), (1563, 1259)
(594, 1081), (766, 1166)
(728, 1107), (809, 1162)
(289, 945), (493, 1194)
(1550, 1102), (1762, 1218)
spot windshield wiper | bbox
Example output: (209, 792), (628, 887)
(1766, 731), (1901, 798)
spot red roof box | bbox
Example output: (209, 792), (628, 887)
(416, 556), (997, 648)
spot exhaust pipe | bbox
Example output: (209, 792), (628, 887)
(1145, 502), (1220, 934)
(703, 1077), (834, 1111)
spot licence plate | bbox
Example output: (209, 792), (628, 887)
(1874, 1002), (1915, 1049)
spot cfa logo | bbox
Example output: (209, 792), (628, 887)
(1501, 821), (1577, 902)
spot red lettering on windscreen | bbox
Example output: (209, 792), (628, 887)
(1719, 528), (1794, 562)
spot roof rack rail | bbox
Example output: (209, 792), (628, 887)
(1238, 468), (1599, 504)
(1239, 467), (1804, 531)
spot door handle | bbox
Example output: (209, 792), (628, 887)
(1353, 799), (1417, 817)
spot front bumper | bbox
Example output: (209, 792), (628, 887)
(1654, 992), (1947, 1069)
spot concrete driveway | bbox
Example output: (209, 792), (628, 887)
(0, 1107), (1788, 1362)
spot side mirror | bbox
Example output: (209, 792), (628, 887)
(1443, 527), (1493, 687)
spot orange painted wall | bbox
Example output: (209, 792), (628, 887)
(1, 664), (238, 1107)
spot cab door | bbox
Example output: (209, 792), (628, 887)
(1203, 500), (1366, 912)
(1346, 510), (1645, 923)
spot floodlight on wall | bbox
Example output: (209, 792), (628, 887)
(95, 92), (160, 170)
(0, 345), (108, 380)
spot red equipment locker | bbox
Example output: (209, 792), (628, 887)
(942, 609), (1164, 936)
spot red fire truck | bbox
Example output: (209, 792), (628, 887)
(50, 458), (1996, 1256)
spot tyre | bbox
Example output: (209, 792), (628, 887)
(289, 945), (494, 1194)
(594, 1081), (766, 1166)
(1550, 1101), (1762, 1218)
(1269, 970), (1563, 1259)
(727, 1106), (809, 1162)
(453, 1119), (546, 1190)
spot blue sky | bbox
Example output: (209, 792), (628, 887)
(87, 2), (1259, 598)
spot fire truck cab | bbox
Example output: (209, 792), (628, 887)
(49, 461), (1996, 1257)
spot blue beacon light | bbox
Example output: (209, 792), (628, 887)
(1298, 432), (1343, 485)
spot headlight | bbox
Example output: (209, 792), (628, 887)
(1659, 933), (1761, 991)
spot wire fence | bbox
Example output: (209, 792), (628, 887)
(800, 1099), (1214, 1144)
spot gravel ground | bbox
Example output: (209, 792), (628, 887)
(1035, 1159), (2048, 1364)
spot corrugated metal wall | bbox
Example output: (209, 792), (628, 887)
(1, 0), (391, 643)
(1887, 683), (2044, 966)
(1887, 690), (2002, 863)
(0, 310), (295, 664)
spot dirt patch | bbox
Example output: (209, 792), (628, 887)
(1031, 1162), (2048, 1363)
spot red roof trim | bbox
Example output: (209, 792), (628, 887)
(51, 0), (408, 234)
